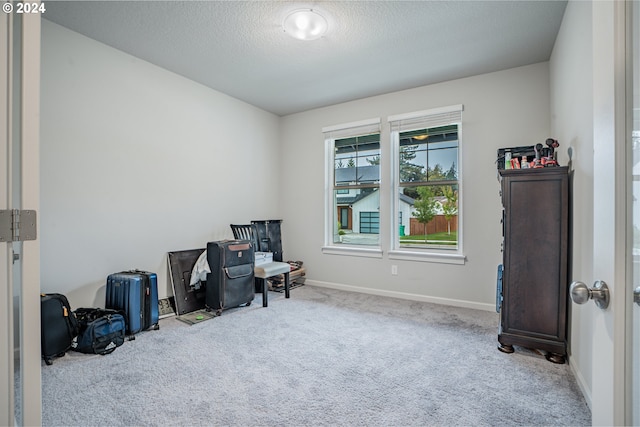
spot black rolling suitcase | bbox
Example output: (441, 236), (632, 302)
(205, 240), (255, 316)
(40, 293), (79, 365)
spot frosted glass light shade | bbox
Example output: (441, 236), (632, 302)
(283, 9), (328, 41)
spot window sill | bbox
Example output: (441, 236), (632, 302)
(388, 250), (466, 265)
(322, 246), (383, 258)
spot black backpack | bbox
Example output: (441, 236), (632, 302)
(72, 308), (126, 355)
(41, 293), (80, 365)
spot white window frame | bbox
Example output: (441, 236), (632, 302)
(388, 105), (466, 265)
(322, 118), (383, 258)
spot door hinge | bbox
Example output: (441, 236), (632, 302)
(0, 209), (37, 242)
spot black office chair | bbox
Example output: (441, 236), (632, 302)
(229, 223), (290, 306)
(230, 223), (276, 255)
(230, 224), (259, 249)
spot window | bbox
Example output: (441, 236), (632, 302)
(323, 118), (381, 255)
(389, 105), (464, 263)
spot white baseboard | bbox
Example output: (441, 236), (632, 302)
(568, 356), (592, 411)
(306, 279), (495, 312)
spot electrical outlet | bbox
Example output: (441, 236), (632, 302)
(391, 265), (398, 275)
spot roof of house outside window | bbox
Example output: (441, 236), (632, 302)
(336, 189), (416, 208)
(336, 193), (371, 205)
(399, 193), (415, 205)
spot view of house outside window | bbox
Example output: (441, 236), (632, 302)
(397, 124), (459, 250)
(333, 132), (381, 246)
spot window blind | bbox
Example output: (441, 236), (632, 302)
(322, 118), (381, 140)
(388, 104), (463, 132)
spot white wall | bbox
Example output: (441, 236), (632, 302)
(549, 0), (594, 407)
(40, 20), (281, 307)
(279, 62), (551, 309)
(40, 20), (555, 314)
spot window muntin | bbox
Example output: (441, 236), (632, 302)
(332, 133), (381, 246)
(398, 183), (459, 248)
(334, 134), (381, 186)
(389, 104), (463, 259)
(324, 119), (381, 249)
(399, 125), (458, 185)
(397, 124), (459, 251)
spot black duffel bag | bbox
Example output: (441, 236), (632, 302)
(72, 308), (126, 355)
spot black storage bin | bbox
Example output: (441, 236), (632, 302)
(251, 219), (283, 262)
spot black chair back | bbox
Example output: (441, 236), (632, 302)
(230, 224), (259, 250)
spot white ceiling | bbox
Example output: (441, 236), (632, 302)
(43, 1), (568, 116)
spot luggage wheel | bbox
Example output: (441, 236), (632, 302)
(44, 358), (52, 366)
(153, 324), (160, 331)
(246, 301), (251, 306)
(215, 309), (222, 317)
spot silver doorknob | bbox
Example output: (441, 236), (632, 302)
(570, 280), (610, 309)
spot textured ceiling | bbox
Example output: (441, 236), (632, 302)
(43, 1), (568, 116)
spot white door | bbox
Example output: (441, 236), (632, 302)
(588, 1), (638, 425)
(0, 5), (41, 426)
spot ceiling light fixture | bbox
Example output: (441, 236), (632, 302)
(283, 9), (328, 41)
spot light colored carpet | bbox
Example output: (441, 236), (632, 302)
(40, 285), (590, 426)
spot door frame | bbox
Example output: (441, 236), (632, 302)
(20, 8), (42, 426)
(625, 1), (640, 423)
(1, 9), (13, 426)
(591, 0), (631, 424)
(0, 6), (41, 426)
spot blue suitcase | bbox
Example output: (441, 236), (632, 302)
(105, 270), (159, 335)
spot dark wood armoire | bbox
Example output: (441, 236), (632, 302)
(497, 166), (570, 364)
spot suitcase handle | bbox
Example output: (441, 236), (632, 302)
(125, 269), (151, 274)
